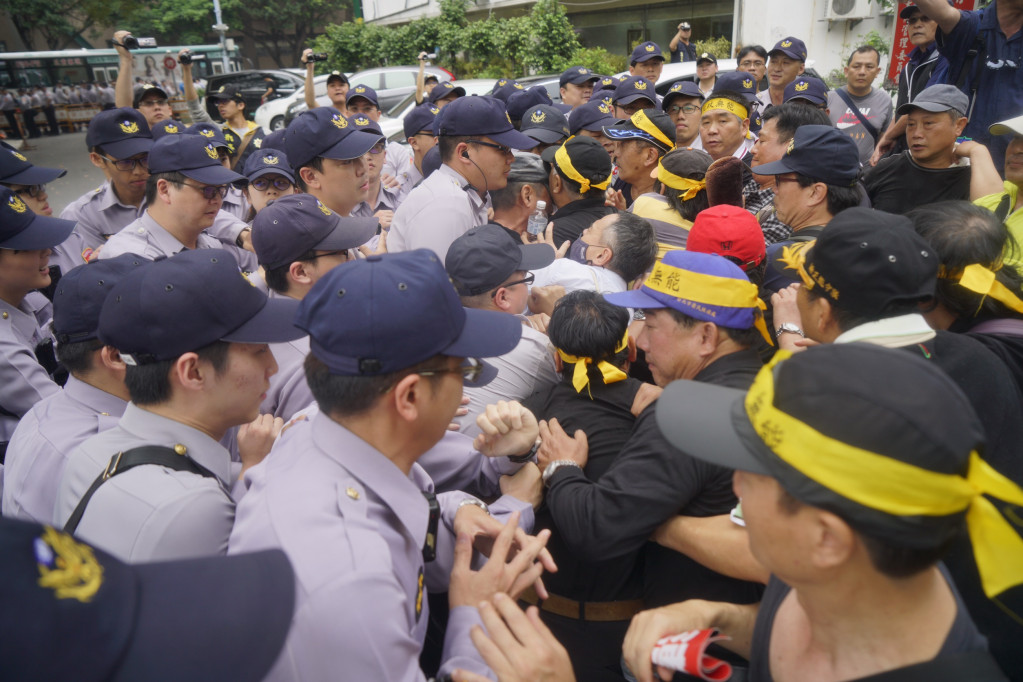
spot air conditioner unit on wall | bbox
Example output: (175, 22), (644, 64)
(823, 0), (874, 21)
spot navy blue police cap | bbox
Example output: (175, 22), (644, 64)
(85, 108), (152, 159)
(148, 134), (245, 186)
(242, 149), (295, 183)
(613, 76), (658, 106)
(435, 96), (537, 149)
(428, 81), (466, 104)
(521, 105), (570, 145)
(784, 77), (829, 107)
(150, 119), (185, 140)
(0, 144), (66, 185)
(260, 129), (287, 153)
(0, 187), (75, 250)
(560, 66), (600, 88)
(347, 84), (380, 108)
(630, 41), (665, 65)
(52, 254), (149, 344)
(403, 103), (440, 139)
(507, 86), (554, 122)
(751, 125), (860, 186)
(490, 79), (525, 103)
(285, 107), (383, 169)
(252, 193), (377, 270)
(569, 98), (617, 134)
(186, 122), (230, 149)
(716, 72), (758, 104)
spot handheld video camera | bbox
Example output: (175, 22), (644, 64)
(120, 35), (157, 50)
(179, 52), (207, 65)
(306, 53), (330, 63)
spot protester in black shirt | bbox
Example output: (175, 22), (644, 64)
(541, 136), (616, 246)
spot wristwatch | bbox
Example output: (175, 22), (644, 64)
(775, 323), (805, 338)
(235, 227), (251, 248)
(508, 439), (541, 464)
(542, 460), (582, 487)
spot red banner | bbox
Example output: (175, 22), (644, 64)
(887, 1), (978, 85)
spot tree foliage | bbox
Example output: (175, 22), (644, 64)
(6, 0), (110, 50)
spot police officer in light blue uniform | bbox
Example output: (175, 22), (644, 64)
(3, 254), (146, 522)
(228, 249), (550, 681)
(0, 187), (76, 454)
(54, 250), (304, 561)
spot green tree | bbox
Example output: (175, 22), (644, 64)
(524, 0), (580, 73)
(6, 0), (109, 50)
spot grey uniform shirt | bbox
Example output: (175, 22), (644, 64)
(54, 403), (237, 562)
(387, 163), (491, 260)
(55, 181), (146, 275)
(0, 293), (60, 441)
(228, 411), (494, 681)
(383, 140), (413, 187)
(261, 332), (314, 421)
(218, 186), (250, 224)
(99, 210), (259, 272)
(3, 376), (125, 522)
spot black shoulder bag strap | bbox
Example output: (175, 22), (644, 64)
(995, 193), (1013, 222)
(835, 88), (879, 143)
(63, 445), (220, 534)
(955, 33), (988, 121)
(852, 650), (1007, 682)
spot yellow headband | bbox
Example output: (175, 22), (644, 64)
(940, 263), (1023, 316)
(632, 109), (676, 150)
(701, 97), (749, 121)
(643, 262), (773, 346)
(745, 352), (1023, 598)
(656, 161), (707, 201)
(554, 143), (612, 193)
(557, 331), (629, 396)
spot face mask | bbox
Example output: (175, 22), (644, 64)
(568, 237), (591, 264)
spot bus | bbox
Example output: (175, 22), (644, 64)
(0, 44), (241, 88)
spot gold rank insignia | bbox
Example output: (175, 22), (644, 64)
(331, 113), (348, 129)
(645, 44), (656, 52)
(205, 143), (219, 160)
(786, 138), (796, 155)
(263, 154), (279, 165)
(743, 78), (754, 89)
(354, 115), (370, 126)
(635, 80), (648, 90)
(199, 129), (215, 138)
(530, 109), (546, 124)
(8, 194), (27, 213)
(429, 105), (440, 114)
(781, 40), (792, 48)
(35, 526), (103, 603)
(119, 120), (140, 134)
(317, 199), (333, 216)
(415, 567), (425, 620)
(795, 81), (809, 92)
(11, 149), (27, 161)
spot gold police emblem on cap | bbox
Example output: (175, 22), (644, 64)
(119, 120), (140, 134)
(598, 101), (612, 114)
(253, 138), (262, 148)
(786, 138), (795, 155)
(331, 113), (348, 129)
(498, 79), (507, 86)
(781, 40), (792, 48)
(530, 109), (546, 124)
(634, 80), (648, 90)
(8, 194), (27, 213)
(11, 150), (27, 161)
(165, 123), (179, 133)
(579, 68), (589, 74)
(35, 527), (103, 603)
(317, 199), (333, 216)
(199, 129), (215, 138)
(354, 86), (366, 93)
(263, 154), (279, 165)
(795, 81), (809, 92)
(205, 143), (219, 160)
(514, 83), (524, 90)
(645, 44), (656, 52)
(218, 85), (226, 93)
(742, 78), (753, 89)
(354, 115), (370, 126)
(602, 77), (614, 85)
(429, 105), (440, 114)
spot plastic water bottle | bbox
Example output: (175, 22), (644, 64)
(527, 201), (547, 238)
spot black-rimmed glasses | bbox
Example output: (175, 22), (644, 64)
(8, 184), (46, 198)
(181, 182), (229, 200)
(250, 177), (294, 192)
(467, 139), (513, 156)
(101, 154), (149, 172)
(491, 272), (535, 298)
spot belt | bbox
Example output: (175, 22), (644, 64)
(520, 585), (644, 622)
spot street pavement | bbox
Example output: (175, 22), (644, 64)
(9, 131), (109, 218)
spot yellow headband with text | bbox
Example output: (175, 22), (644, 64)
(632, 109), (676, 150)
(557, 331), (629, 396)
(701, 97), (748, 121)
(745, 352), (1023, 598)
(554, 142), (612, 193)
(656, 161), (707, 201)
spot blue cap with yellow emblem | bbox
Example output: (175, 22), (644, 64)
(751, 124), (859, 186)
(715, 71), (758, 104)
(148, 134), (246, 186)
(662, 80), (704, 110)
(85, 107), (152, 159)
(285, 106), (384, 168)
(150, 118), (184, 140)
(436, 95), (537, 149)
(768, 36), (807, 61)
(0, 186), (75, 250)
(630, 41), (665, 65)
(428, 80), (466, 104)
(99, 249), (304, 363)
(613, 76), (658, 106)
(242, 148), (295, 184)
(783, 76), (828, 107)
(569, 98), (618, 134)
(490, 78), (525, 103)
(520, 104), (570, 145)
(560, 65), (601, 88)
(404, 103), (440, 138)
(0, 143), (66, 185)
(347, 83), (380, 109)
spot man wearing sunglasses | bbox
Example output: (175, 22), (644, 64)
(55, 108), (154, 276)
(98, 135), (257, 273)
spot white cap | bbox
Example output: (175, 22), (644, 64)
(989, 114), (1023, 138)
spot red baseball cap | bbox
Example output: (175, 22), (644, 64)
(686, 205), (766, 270)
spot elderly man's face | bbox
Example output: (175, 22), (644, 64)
(636, 308), (707, 385)
(700, 110), (749, 161)
(905, 109), (966, 167)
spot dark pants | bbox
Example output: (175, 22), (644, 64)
(538, 610), (630, 681)
(22, 108), (40, 137)
(2, 109), (17, 135)
(42, 105), (58, 135)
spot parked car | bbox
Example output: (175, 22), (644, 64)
(255, 74), (330, 132)
(378, 78), (500, 142)
(517, 74), (562, 104)
(203, 70), (305, 123)
(284, 65), (453, 126)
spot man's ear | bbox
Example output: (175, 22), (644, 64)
(299, 165), (321, 191)
(99, 345), (127, 371)
(170, 352), (205, 393)
(390, 372), (423, 423)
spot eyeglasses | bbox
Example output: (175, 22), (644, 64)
(491, 272), (535, 298)
(101, 154), (149, 171)
(138, 98), (169, 108)
(418, 357), (486, 383)
(467, 139), (513, 156)
(772, 175), (803, 187)
(367, 141), (386, 155)
(181, 181), (229, 200)
(905, 15), (934, 25)
(617, 103), (651, 117)
(668, 104), (701, 116)
(8, 184), (45, 198)
(250, 176), (294, 191)
(739, 60), (765, 69)
(301, 249), (350, 262)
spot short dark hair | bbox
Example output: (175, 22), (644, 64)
(145, 171), (187, 205)
(656, 177), (709, 221)
(604, 212), (657, 282)
(761, 103), (832, 143)
(663, 306), (762, 348)
(548, 290), (630, 377)
(908, 201), (1023, 322)
(491, 181), (547, 213)
(124, 340), (230, 406)
(294, 156), (325, 192)
(304, 352), (446, 417)
(55, 339), (103, 376)
(847, 45), (880, 66)
(438, 135), (472, 163)
(794, 173), (862, 216)
(737, 45), (768, 63)
(263, 248), (318, 295)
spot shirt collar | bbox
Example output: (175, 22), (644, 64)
(63, 374), (128, 418)
(835, 313), (936, 347)
(0, 295), (49, 342)
(138, 210), (191, 256)
(310, 411), (429, 544)
(117, 402), (233, 484)
(438, 163), (491, 212)
(97, 180), (147, 217)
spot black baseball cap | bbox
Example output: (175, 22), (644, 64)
(507, 86), (554, 123)
(52, 254), (149, 344)
(148, 134), (245, 186)
(612, 76), (658, 106)
(208, 83), (245, 104)
(404, 103), (441, 138)
(285, 107), (384, 168)
(490, 79), (525, 102)
(446, 224), (555, 295)
(0, 517), (294, 682)
(326, 70), (348, 85)
(521, 104), (570, 144)
(696, 52), (717, 66)
(541, 135), (613, 192)
(428, 81), (466, 104)
(252, 193), (377, 269)
(242, 148), (295, 183)
(297, 249), (523, 380)
(751, 125), (860, 186)
(560, 66), (601, 88)
(435, 96), (537, 149)
(0, 145), (66, 185)
(569, 99), (617, 134)
(132, 83), (168, 108)
(797, 208), (937, 318)
(630, 41), (664, 64)
(85, 108), (153, 159)
(604, 109), (676, 153)
(99, 250), (304, 364)
(0, 187), (75, 250)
